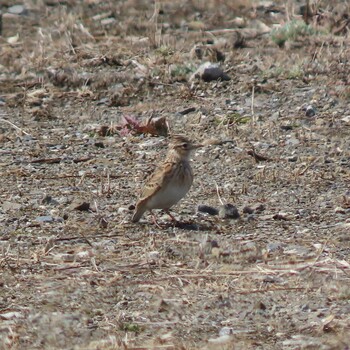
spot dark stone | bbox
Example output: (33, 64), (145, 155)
(305, 105), (316, 117)
(197, 204), (219, 216)
(218, 204), (240, 219)
(242, 206), (254, 214)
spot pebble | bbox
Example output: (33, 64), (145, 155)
(287, 155), (298, 162)
(218, 204), (240, 219)
(70, 200), (90, 212)
(280, 125), (294, 131)
(148, 251), (160, 260)
(99, 217), (108, 228)
(35, 216), (54, 223)
(197, 204), (219, 216)
(219, 327), (233, 336)
(254, 204), (266, 213)
(41, 195), (59, 205)
(94, 142), (105, 148)
(266, 242), (284, 253)
(8, 5), (27, 16)
(284, 244), (310, 256)
(305, 105), (316, 117)
(2, 201), (21, 211)
(334, 207), (346, 214)
(341, 115), (350, 124)
(190, 62), (230, 82)
(242, 206), (254, 214)
(270, 111), (280, 121)
(177, 107), (196, 116)
(96, 97), (109, 105)
(254, 301), (267, 311)
(117, 207), (128, 214)
(300, 304), (310, 312)
(101, 18), (116, 26)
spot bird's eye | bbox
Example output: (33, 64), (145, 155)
(182, 143), (189, 149)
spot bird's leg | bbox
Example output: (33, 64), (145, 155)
(150, 210), (162, 229)
(165, 209), (177, 222)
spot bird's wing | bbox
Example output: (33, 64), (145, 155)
(139, 160), (174, 200)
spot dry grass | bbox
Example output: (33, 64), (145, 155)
(1, 0), (350, 349)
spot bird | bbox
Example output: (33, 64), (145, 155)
(132, 135), (202, 224)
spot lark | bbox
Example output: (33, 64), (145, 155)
(132, 135), (202, 224)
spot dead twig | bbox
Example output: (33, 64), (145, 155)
(0, 116), (31, 136)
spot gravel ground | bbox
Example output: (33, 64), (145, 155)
(0, 1), (350, 349)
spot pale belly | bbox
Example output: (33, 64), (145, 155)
(146, 178), (192, 210)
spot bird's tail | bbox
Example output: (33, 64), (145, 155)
(131, 206), (146, 223)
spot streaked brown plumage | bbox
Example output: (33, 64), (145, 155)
(132, 135), (202, 223)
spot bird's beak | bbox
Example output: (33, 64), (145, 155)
(191, 143), (203, 150)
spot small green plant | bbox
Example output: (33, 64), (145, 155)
(215, 113), (250, 126)
(120, 323), (141, 333)
(262, 63), (304, 80)
(155, 45), (174, 57)
(170, 64), (195, 81)
(271, 20), (320, 47)
(286, 64), (303, 79)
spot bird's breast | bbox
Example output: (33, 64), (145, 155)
(146, 162), (193, 209)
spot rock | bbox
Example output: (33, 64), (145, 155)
(176, 107), (196, 116)
(266, 242), (284, 253)
(253, 301), (267, 311)
(190, 62), (230, 82)
(211, 240), (219, 248)
(335, 207), (346, 214)
(254, 204), (266, 213)
(7, 33), (19, 44)
(285, 136), (300, 146)
(0, 311), (22, 320)
(148, 251), (160, 260)
(284, 244), (311, 256)
(41, 195), (59, 205)
(242, 206), (254, 214)
(300, 304), (310, 312)
(98, 217), (108, 228)
(273, 212), (290, 221)
(287, 155), (298, 162)
(218, 204), (240, 219)
(8, 5), (27, 16)
(35, 216), (54, 223)
(70, 200), (90, 212)
(197, 204), (219, 216)
(208, 334), (232, 345)
(117, 207), (128, 214)
(242, 242), (257, 251)
(305, 105), (316, 117)
(96, 97), (109, 105)
(280, 125), (294, 131)
(270, 111), (280, 121)
(2, 201), (21, 211)
(341, 115), (350, 124)
(219, 327), (233, 336)
(101, 18), (116, 26)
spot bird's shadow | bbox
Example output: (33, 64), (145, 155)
(162, 220), (214, 231)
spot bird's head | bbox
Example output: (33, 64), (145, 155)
(170, 135), (202, 159)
